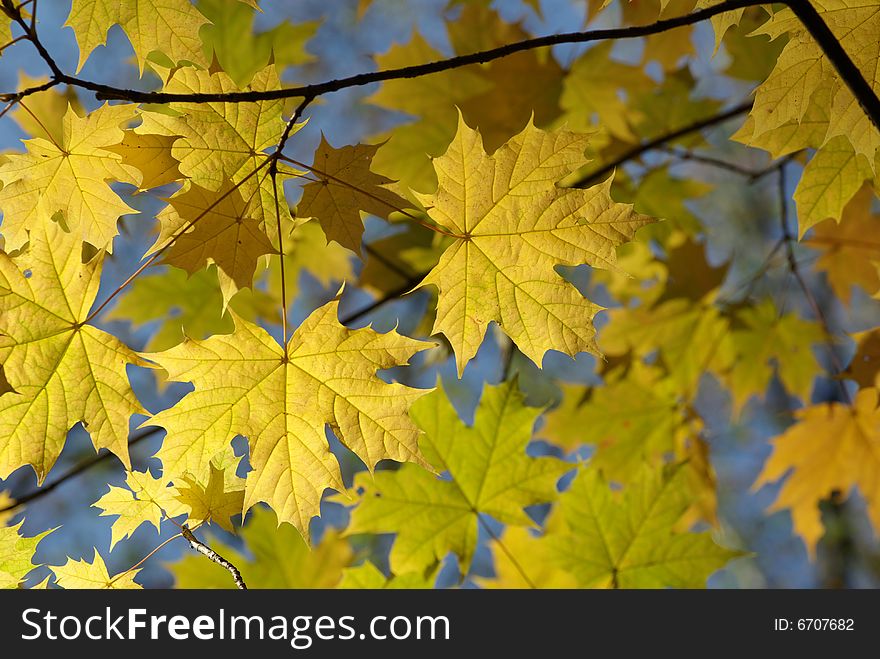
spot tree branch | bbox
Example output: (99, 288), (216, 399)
(73, 0), (760, 104)
(777, 163), (851, 405)
(569, 100), (754, 188)
(180, 525), (248, 590)
(0, 426), (162, 515)
(786, 0), (880, 130)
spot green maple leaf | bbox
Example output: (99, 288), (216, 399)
(347, 380), (569, 573)
(545, 464), (740, 588)
(0, 523), (51, 589)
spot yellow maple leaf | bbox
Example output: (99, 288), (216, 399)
(104, 131), (183, 191)
(755, 387), (880, 557)
(137, 65), (288, 184)
(0, 221), (145, 482)
(808, 184), (880, 303)
(751, 0), (880, 165)
(297, 136), (410, 253)
(415, 115), (653, 375)
(65, 0), (209, 75)
(53, 552), (141, 589)
(152, 181), (276, 298)
(143, 299), (433, 535)
(0, 103), (138, 252)
(93, 470), (186, 549)
(793, 135), (873, 235)
(545, 464), (738, 588)
(725, 300), (824, 412)
(175, 461), (245, 534)
(137, 65), (299, 234)
(561, 42), (651, 141)
(448, 4), (564, 152)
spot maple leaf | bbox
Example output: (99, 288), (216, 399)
(754, 388), (880, 557)
(793, 136), (873, 235)
(600, 298), (733, 392)
(733, 82), (834, 158)
(152, 181), (276, 297)
(175, 458), (245, 534)
(544, 464), (739, 588)
(415, 115), (653, 375)
(169, 507), (351, 588)
(475, 527), (577, 589)
(338, 561), (436, 589)
(656, 234), (729, 303)
(346, 380), (569, 573)
(137, 65), (297, 233)
(137, 65), (285, 189)
(543, 363), (690, 481)
(0, 523), (51, 589)
(448, 4), (565, 152)
(199, 0), (318, 87)
(808, 184), (880, 304)
(143, 299), (433, 534)
(65, 0), (209, 75)
(751, 0), (880, 165)
(561, 42), (652, 141)
(725, 300), (824, 412)
(104, 131), (184, 192)
(0, 103), (138, 252)
(52, 552), (141, 589)
(93, 470), (185, 549)
(0, 221), (145, 482)
(106, 266), (233, 351)
(297, 136), (411, 253)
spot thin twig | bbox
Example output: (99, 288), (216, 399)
(180, 525), (248, 590)
(570, 100), (754, 188)
(660, 146), (803, 181)
(280, 153), (461, 238)
(777, 164), (851, 404)
(83, 159), (273, 324)
(109, 532), (183, 585)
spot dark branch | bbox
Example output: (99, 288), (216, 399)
(787, 0), (880, 131)
(0, 426), (162, 514)
(569, 100), (754, 188)
(79, 0), (761, 104)
(340, 276), (426, 326)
